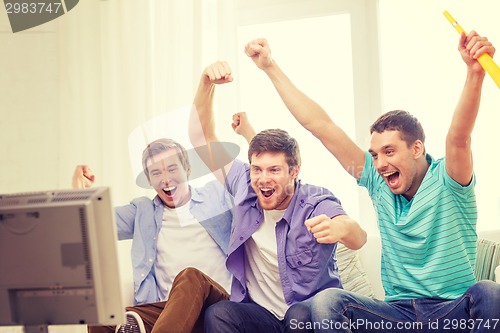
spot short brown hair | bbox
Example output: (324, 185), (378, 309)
(370, 110), (425, 148)
(248, 129), (301, 170)
(141, 138), (190, 182)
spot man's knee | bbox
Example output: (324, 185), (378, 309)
(204, 300), (234, 326)
(285, 302), (311, 323)
(284, 302), (313, 333)
(173, 267), (210, 288)
(177, 266), (204, 279)
(468, 280), (500, 302)
(311, 288), (352, 313)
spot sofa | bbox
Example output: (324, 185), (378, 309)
(1, 231), (498, 333)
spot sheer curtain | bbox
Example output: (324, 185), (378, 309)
(57, 0), (236, 205)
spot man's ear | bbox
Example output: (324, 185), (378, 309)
(413, 140), (425, 158)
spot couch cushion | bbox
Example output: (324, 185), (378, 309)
(475, 238), (500, 281)
(337, 244), (374, 298)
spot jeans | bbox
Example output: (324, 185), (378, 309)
(310, 280), (500, 333)
(204, 300), (313, 333)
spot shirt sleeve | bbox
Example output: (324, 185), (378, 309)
(114, 197), (152, 240)
(224, 159), (251, 201)
(312, 196), (347, 219)
(357, 151), (382, 198)
(114, 203), (137, 240)
(440, 158), (476, 199)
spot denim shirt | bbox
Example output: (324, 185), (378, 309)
(115, 180), (233, 305)
(225, 160), (345, 306)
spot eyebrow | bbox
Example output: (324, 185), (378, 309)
(251, 164), (283, 168)
(369, 144), (395, 153)
(150, 162), (178, 172)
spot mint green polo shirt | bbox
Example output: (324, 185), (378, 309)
(358, 152), (477, 301)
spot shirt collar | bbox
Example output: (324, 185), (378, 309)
(190, 186), (204, 203)
(425, 153), (434, 165)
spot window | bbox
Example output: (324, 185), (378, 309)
(217, 0), (382, 231)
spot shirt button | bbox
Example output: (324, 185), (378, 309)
(241, 289), (245, 294)
(239, 236), (244, 241)
(297, 261), (302, 265)
(141, 273), (145, 277)
(149, 258), (153, 262)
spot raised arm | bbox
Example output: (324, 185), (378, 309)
(244, 38), (366, 180)
(446, 31), (495, 185)
(231, 112), (257, 144)
(190, 61), (233, 146)
(189, 61), (235, 182)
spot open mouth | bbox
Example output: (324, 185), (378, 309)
(260, 187), (275, 198)
(382, 171), (400, 187)
(162, 186), (177, 196)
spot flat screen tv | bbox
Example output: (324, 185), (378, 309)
(0, 187), (125, 332)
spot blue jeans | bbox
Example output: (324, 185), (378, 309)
(204, 300), (313, 333)
(310, 280), (500, 333)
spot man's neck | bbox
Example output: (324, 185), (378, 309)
(403, 156), (430, 201)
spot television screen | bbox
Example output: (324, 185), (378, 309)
(0, 187), (125, 331)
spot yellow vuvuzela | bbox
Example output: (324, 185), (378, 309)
(443, 10), (500, 89)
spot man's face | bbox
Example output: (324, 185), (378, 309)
(250, 151), (299, 211)
(147, 149), (191, 208)
(369, 130), (421, 199)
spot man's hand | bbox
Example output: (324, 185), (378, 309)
(244, 38), (273, 70)
(202, 61), (233, 85)
(231, 112), (256, 143)
(305, 214), (347, 244)
(72, 165), (95, 189)
(305, 214), (367, 250)
(459, 30), (496, 73)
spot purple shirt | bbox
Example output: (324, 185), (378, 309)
(225, 160), (346, 306)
